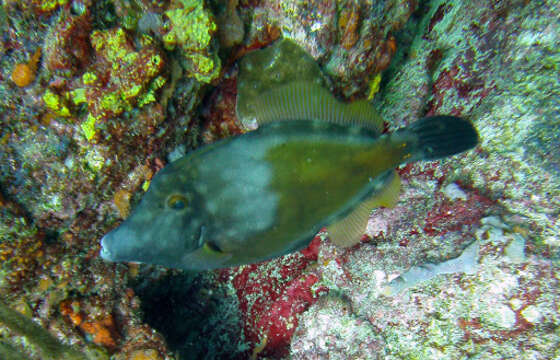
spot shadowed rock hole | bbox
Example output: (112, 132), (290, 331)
(133, 271), (246, 359)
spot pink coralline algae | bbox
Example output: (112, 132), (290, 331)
(221, 237), (327, 358)
(44, 9), (92, 75)
(201, 71), (244, 142)
(421, 185), (493, 237)
(427, 64), (495, 117)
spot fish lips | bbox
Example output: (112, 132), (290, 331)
(99, 231), (116, 261)
(99, 222), (207, 266)
(99, 225), (136, 262)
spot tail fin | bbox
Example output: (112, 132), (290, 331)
(398, 115), (479, 162)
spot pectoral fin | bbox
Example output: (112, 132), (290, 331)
(327, 171), (401, 248)
(180, 242), (233, 270)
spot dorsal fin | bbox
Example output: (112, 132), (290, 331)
(248, 81), (384, 133)
(327, 170), (401, 248)
(346, 100), (384, 133)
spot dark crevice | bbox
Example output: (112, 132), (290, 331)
(132, 271), (247, 360)
(377, 1), (433, 95)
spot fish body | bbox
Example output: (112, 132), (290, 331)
(102, 120), (394, 269)
(100, 38), (478, 271)
(100, 112), (478, 270)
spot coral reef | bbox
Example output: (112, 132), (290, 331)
(242, 0), (416, 97)
(77, 26), (166, 140)
(0, 194), (44, 292)
(376, 0), (560, 252)
(289, 0), (560, 358)
(0, 0), (204, 358)
(43, 8), (92, 75)
(0, 0), (558, 358)
(59, 298), (119, 349)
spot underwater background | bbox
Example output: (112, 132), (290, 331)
(0, 0), (558, 359)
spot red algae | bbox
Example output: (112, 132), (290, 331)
(227, 236), (327, 357)
(44, 9), (92, 74)
(422, 192), (494, 237)
(201, 72), (244, 142)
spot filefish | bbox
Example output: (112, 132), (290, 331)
(100, 40), (478, 270)
(100, 79), (478, 270)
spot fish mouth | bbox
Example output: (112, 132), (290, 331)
(99, 234), (113, 260)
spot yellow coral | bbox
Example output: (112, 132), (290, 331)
(367, 73), (382, 100)
(43, 89), (71, 117)
(163, 0), (220, 83)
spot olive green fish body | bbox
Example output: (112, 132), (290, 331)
(100, 112), (478, 270)
(101, 120), (405, 269)
(198, 120), (399, 266)
(100, 40), (478, 270)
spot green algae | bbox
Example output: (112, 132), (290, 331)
(77, 28), (165, 140)
(81, 72), (97, 85)
(137, 76), (167, 107)
(163, 0), (220, 83)
(43, 89), (71, 117)
(37, 0), (68, 12)
(81, 114), (97, 142)
(70, 88), (87, 105)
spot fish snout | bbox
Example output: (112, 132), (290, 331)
(99, 234), (114, 261)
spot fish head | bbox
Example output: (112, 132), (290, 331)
(100, 161), (207, 268)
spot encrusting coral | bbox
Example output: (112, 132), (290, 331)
(11, 48), (41, 87)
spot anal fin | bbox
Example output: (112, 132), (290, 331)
(327, 171), (401, 248)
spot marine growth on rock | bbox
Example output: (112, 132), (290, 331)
(0, 0), (558, 359)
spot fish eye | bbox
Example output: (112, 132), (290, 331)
(167, 194), (188, 210)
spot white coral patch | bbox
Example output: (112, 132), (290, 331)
(442, 182), (467, 201)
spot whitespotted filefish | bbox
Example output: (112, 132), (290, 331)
(99, 41), (479, 270)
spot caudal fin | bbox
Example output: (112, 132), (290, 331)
(402, 115), (479, 161)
